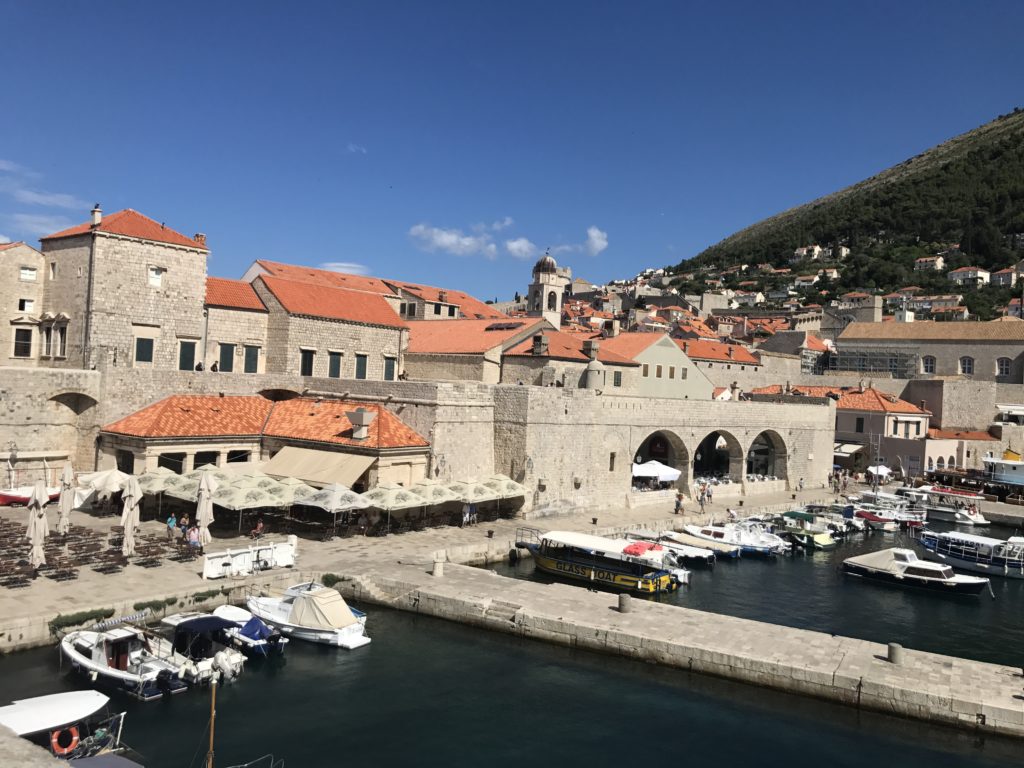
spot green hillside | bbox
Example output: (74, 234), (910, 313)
(673, 109), (1024, 317)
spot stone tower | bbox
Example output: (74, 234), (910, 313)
(527, 253), (563, 328)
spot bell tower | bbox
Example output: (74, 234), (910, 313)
(527, 252), (563, 328)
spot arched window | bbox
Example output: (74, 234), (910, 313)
(922, 356), (936, 374)
(948, 455), (956, 468)
(532, 293), (541, 311)
(997, 357), (1012, 377)
(936, 457), (945, 469)
(547, 291), (557, 311)
(927, 457), (934, 471)
(959, 356), (974, 376)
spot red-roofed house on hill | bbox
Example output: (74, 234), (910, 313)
(39, 206), (210, 370)
(98, 394), (430, 489)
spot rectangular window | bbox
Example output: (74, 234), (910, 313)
(194, 451), (219, 469)
(609, 452), (616, 472)
(915, 422), (921, 436)
(399, 302), (408, 316)
(669, 366), (675, 379)
(355, 353), (368, 380)
(56, 326), (66, 357)
(178, 340), (196, 371)
(148, 266), (164, 288)
(244, 345), (259, 373)
(19, 266), (36, 282)
(49, 262), (56, 279)
(300, 349), (315, 376)
(855, 416), (864, 433)
(328, 351), (342, 378)
(227, 450), (251, 464)
(13, 328), (32, 357)
(613, 371), (622, 387)
(892, 421), (899, 436)
(656, 365), (663, 378)
(17, 298), (33, 312)
(157, 452), (186, 474)
(681, 368), (688, 379)
(433, 303), (442, 315)
(42, 326), (52, 356)
(219, 343), (235, 373)
(384, 357), (397, 381)
(642, 364), (649, 378)
(447, 306), (456, 317)
(134, 337), (154, 364)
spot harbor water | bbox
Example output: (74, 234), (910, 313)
(499, 521), (1024, 667)
(2, 606), (1024, 767)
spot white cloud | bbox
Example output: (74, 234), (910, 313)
(549, 243), (578, 255)
(409, 223), (497, 259)
(9, 213), (74, 237)
(13, 189), (86, 209)
(586, 225), (609, 256)
(346, 143), (368, 154)
(491, 216), (514, 231)
(0, 233), (10, 243)
(0, 159), (31, 175)
(505, 237), (538, 260)
(320, 261), (370, 275)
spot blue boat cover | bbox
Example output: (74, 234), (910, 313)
(240, 616), (273, 641)
(177, 615), (238, 634)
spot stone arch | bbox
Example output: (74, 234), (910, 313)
(49, 392), (99, 416)
(936, 456), (945, 470)
(692, 429), (743, 484)
(547, 290), (557, 311)
(634, 430), (689, 490)
(746, 429), (788, 481)
(948, 455), (956, 469)
(258, 388), (300, 402)
(927, 456), (934, 471)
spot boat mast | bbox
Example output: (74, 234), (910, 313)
(206, 678), (217, 768)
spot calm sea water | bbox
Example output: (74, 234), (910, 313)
(2, 603), (1024, 767)
(497, 522), (1024, 667)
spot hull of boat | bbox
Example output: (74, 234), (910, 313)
(924, 508), (989, 526)
(246, 600), (371, 649)
(915, 541), (1024, 579)
(842, 563), (987, 595)
(0, 489), (61, 506)
(528, 548), (679, 593)
(221, 629), (289, 657)
(60, 636), (187, 701)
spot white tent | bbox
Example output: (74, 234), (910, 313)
(78, 468), (130, 499)
(631, 460), (682, 483)
(867, 466), (892, 476)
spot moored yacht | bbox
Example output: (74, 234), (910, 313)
(60, 626), (188, 701)
(842, 548), (989, 596)
(915, 530), (1024, 579)
(682, 521), (789, 557)
(247, 582), (371, 649)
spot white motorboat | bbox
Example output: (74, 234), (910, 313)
(0, 690), (128, 760)
(683, 522), (789, 557)
(212, 605), (289, 657)
(247, 582), (371, 649)
(159, 613), (247, 682)
(916, 530), (1024, 578)
(625, 530), (716, 567)
(60, 626), (188, 701)
(843, 548), (990, 596)
(896, 486), (989, 526)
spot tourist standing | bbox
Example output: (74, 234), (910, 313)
(706, 484), (713, 504)
(166, 512), (177, 541)
(799, 477), (805, 492)
(674, 493), (683, 515)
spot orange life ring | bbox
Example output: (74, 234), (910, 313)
(51, 726), (80, 756)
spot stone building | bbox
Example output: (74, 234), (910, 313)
(598, 332), (713, 399)
(502, 330), (639, 390)
(1, 241), (46, 365)
(203, 278), (269, 373)
(404, 318), (550, 384)
(526, 254), (569, 328)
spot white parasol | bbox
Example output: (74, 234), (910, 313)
(78, 468), (131, 499)
(120, 476), (142, 557)
(26, 480), (49, 568)
(196, 471), (219, 546)
(57, 462), (75, 535)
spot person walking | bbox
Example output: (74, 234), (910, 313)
(706, 484), (713, 504)
(799, 477), (805, 492)
(674, 492), (683, 515)
(166, 512), (178, 542)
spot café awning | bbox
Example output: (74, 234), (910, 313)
(833, 443), (865, 457)
(262, 446), (375, 488)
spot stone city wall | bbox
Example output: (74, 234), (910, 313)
(404, 352), (497, 384)
(204, 306), (269, 372)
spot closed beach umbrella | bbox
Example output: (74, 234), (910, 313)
(196, 471), (218, 546)
(57, 462), (75, 535)
(120, 476), (142, 557)
(26, 480), (49, 568)
(6, 458), (13, 488)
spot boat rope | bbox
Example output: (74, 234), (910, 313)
(988, 581), (996, 600)
(185, 717), (212, 768)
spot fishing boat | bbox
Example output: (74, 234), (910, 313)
(842, 548), (989, 596)
(247, 582), (371, 649)
(515, 528), (688, 592)
(682, 522), (789, 557)
(915, 530), (1024, 579)
(660, 529), (740, 559)
(0, 690), (128, 760)
(780, 510), (836, 550)
(159, 613), (247, 682)
(625, 530), (716, 567)
(60, 626), (188, 701)
(898, 486), (989, 526)
(212, 605), (289, 657)
(0, 486), (61, 506)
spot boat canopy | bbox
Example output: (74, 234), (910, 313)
(0, 691), (109, 736)
(176, 616), (238, 634)
(844, 548), (918, 573)
(291, 588), (359, 630)
(931, 530), (1006, 547)
(240, 616), (273, 641)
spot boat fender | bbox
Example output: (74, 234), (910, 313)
(51, 726), (80, 756)
(508, 548), (518, 564)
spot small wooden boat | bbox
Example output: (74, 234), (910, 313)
(0, 690), (129, 760)
(842, 548), (989, 596)
(247, 582), (371, 649)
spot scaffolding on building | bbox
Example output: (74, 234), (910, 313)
(827, 348), (920, 379)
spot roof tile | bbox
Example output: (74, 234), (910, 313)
(406, 318), (546, 354)
(259, 275), (405, 329)
(41, 209), (207, 250)
(750, 385), (928, 414)
(205, 277), (266, 312)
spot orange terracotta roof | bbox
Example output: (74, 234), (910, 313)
(842, 291), (871, 299)
(949, 266), (986, 273)
(384, 280), (507, 320)
(505, 330), (638, 365)
(103, 395), (273, 438)
(102, 395), (428, 450)
(205, 277), (266, 312)
(673, 339), (760, 365)
(254, 260), (396, 295)
(405, 318), (546, 354)
(264, 398), (428, 449)
(597, 332), (667, 359)
(41, 209), (207, 250)
(927, 428), (997, 441)
(258, 275), (405, 329)
(750, 385), (929, 414)
(803, 333), (829, 352)
(0, 241), (25, 251)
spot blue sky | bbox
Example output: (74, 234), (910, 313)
(1, 1), (1022, 300)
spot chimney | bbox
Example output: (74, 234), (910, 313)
(682, 341), (689, 354)
(727, 346), (734, 358)
(920, 400), (927, 412)
(784, 381), (791, 394)
(346, 407), (377, 440)
(532, 334), (549, 356)
(582, 339), (600, 361)
(194, 233), (207, 247)
(730, 380), (740, 399)
(858, 378), (865, 393)
(602, 318), (621, 338)
(438, 290), (448, 303)
(90, 204), (102, 228)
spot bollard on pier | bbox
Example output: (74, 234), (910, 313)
(887, 642), (902, 664)
(618, 593), (631, 614)
(432, 558), (444, 578)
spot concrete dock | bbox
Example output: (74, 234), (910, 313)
(3, 486), (1024, 741)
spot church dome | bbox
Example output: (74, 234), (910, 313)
(533, 254), (558, 275)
